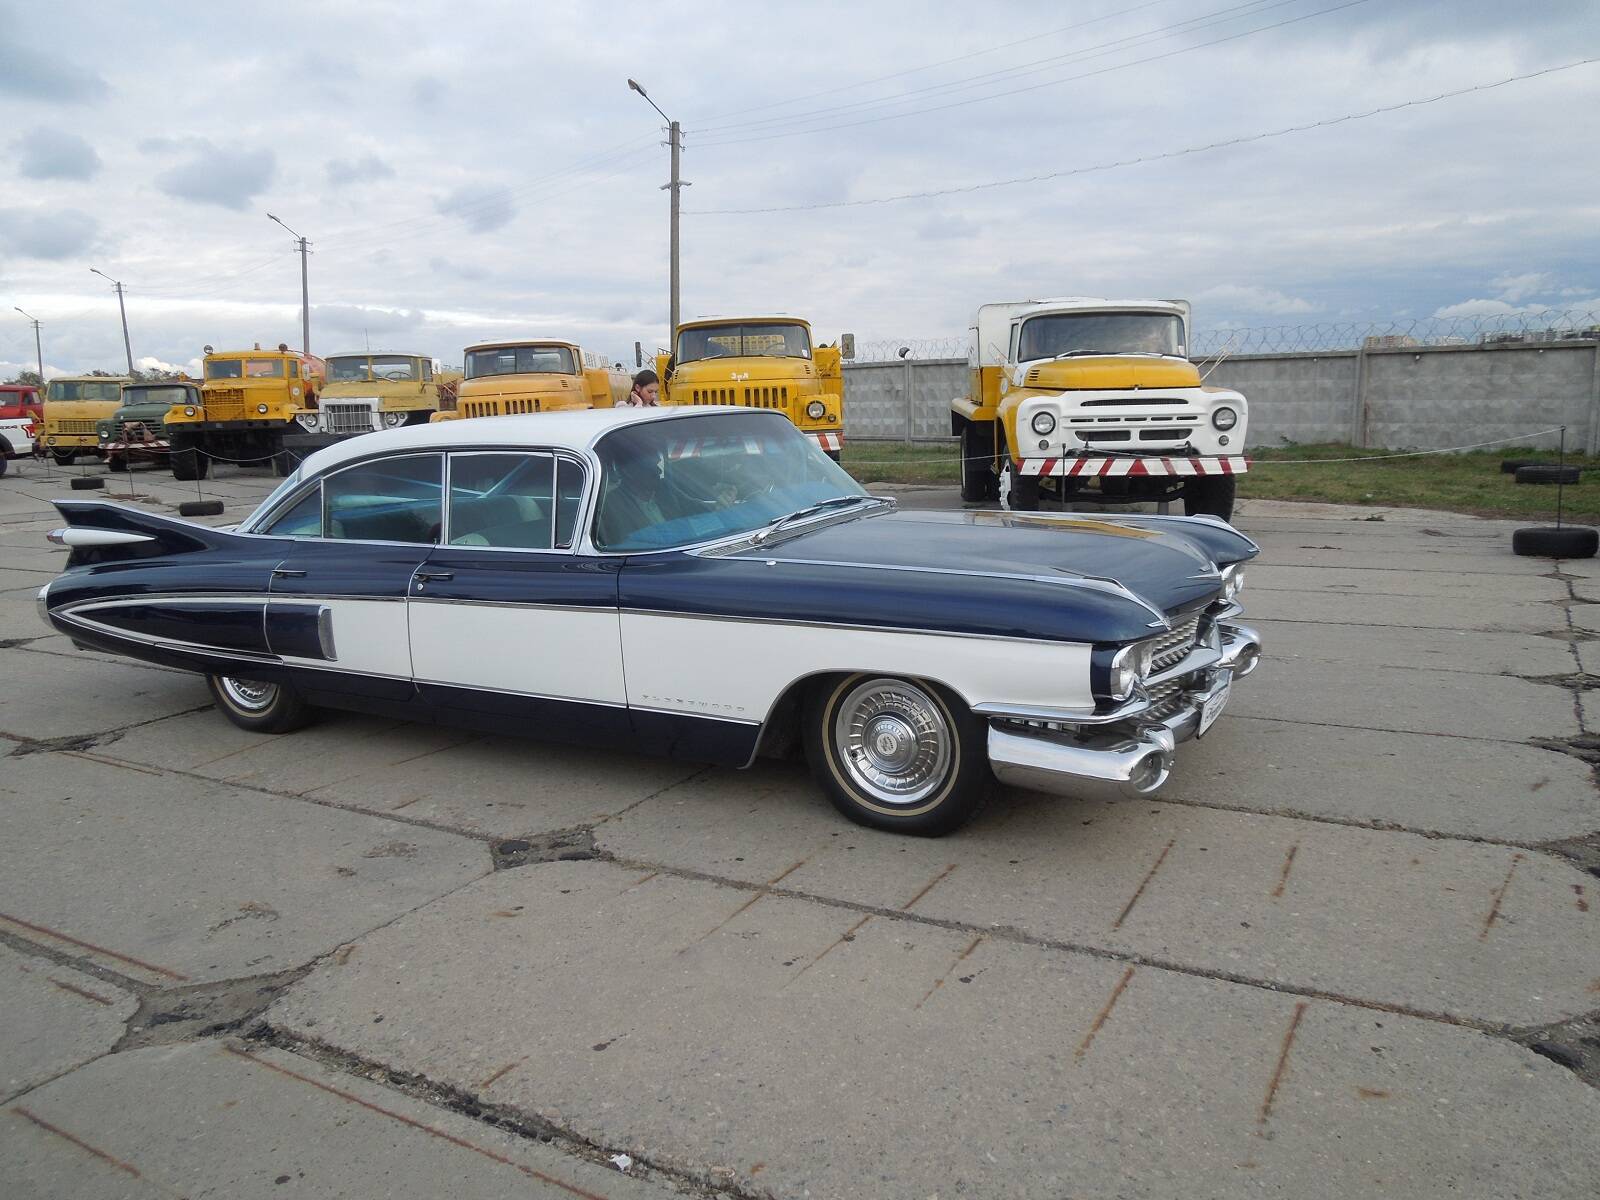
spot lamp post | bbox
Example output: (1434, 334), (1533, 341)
(628, 79), (687, 348)
(13, 307), (44, 383)
(266, 213), (311, 355)
(89, 268), (135, 376)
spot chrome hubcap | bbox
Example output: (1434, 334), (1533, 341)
(835, 679), (951, 806)
(220, 676), (278, 712)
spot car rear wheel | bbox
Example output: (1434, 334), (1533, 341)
(1184, 475), (1236, 521)
(805, 674), (990, 836)
(206, 674), (315, 734)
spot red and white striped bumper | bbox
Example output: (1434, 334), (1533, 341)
(810, 431), (843, 453)
(1018, 455), (1248, 478)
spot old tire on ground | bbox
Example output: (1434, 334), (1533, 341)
(1514, 464), (1581, 485)
(804, 674), (990, 836)
(170, 444), (208, 481)
(69, 475), (104, 490)
(178, 499), (225, 517)
(1183, 475), (1237, 521)
(51, 449), (76, 466)
(1501, 458), (1542, 474)
(1512, 526), (1599, 558)
(959, 424), (999, 502)
(206, 674), (315, 734)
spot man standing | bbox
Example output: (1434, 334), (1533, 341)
(619, 369), (659, 407)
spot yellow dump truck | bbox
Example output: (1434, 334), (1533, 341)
(285, 352), (460, 452)
(40, 374), (131, 465)
(950, 298), (1249, 519)
(657, 316), (844, 459)
(165, 345), (323, 479)
(439, 341), (628, 420)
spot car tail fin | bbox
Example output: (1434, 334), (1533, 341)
(48, 499), (219, 566)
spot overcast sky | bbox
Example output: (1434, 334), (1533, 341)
(2, 0), (1596, 377)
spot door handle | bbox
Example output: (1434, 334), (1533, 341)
(414, 571), (454, 583)
(271, 568), (307, 578)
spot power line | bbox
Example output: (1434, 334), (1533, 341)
(693, 0), (1290, 136)
(688, 58), (1599, 215)
(688, 0), (1182, 126)
(693, 0), (1373, 148)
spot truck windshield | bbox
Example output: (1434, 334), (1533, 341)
(465, 346), (575, 378)
(47, 381), (123, 401)
(206, 359), (286, 380)
(1016, 313), (1185, 360)
(123, 386), (192, 406)
(327, 355), (422, 382)
(676, 324), (811, 364)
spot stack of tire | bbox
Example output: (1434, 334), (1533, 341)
(1502, 458), (1596, 558)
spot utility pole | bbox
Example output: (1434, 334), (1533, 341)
(267, 213), (311, 355)
(89, 268), (134, 375)
(13, 307), (44, 383)
(628, 80), (688, 347)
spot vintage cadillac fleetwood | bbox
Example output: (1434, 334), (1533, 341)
(38, 407), (1261, 835)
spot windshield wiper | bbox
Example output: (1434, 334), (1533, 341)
(752, 495), (893, 545)
(1053, 349), (1111, 358)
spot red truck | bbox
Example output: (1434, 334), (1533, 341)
(0, 384), (42, 476)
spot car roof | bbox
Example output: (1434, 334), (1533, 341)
(296, 405), (780, 475)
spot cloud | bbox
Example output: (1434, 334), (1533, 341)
(326, 154), (396, 187)
(1195, 285), (1315, 315)
(135, 354), (200, 375)
(0, 36), (107, 103)
(154, 141), (276, 211)
(14, 127), (102, 180)
(434, 185), (515, 234)
(916, 213), (979, 241)
(1491, 272), (1554, 303)
(0, 207), (99, 259)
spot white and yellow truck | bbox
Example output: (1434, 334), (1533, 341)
(950, 298), (1248, 519)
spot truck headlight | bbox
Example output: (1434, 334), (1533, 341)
(806, 400), (827, 420)
(1223, 564), (1247, 600)
(1108, 640), (1157, 701)
(256, 403), (269, 414)
(382, 411), (408, 428)
(1212, 407), (1238, 431)
(295, 412), (319, 430)
(184, 406), (197, 417)
(98, 429), (109, 440)
(1031, 411), (1057, 436)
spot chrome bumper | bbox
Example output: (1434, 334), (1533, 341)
(987, 621), (1261, 802)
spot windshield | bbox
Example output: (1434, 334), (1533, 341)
(206, 358), (286, 380)
(122, 386), (192, 406)
(675, 323), (812, 364)
(47, 380), (123, 402)
(465, 346), (575, 379)
(1016, 312), (1185, 360)
(327, 355), (422, 382)
(592, 412), (864, 552)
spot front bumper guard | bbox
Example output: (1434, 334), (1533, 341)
(987, 622), (1261, 801)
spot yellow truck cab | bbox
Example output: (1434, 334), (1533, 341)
(442, 341), (627, 420)
(40, 375), (131, 464)
(287, 352), (460, 449)
(165, 345), (324, 480)
(951, 298), (1249, 519)
(658, 316), (844, 460)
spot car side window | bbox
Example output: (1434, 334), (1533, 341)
(324, 454), (443, 544)
(263, 485), (323, 538)
(555, 457), (584, 549)
(447, 453), (556, 549)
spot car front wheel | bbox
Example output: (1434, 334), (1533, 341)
(805, 674), (990, 836)
(206, 674), (315, 734)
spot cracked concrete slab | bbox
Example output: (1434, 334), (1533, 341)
(595, 761), (1600, 1027)
(1243, 588), (1556, 632)
(1239, 546), (1543, 574)
(1237, 564), (1565, 601)
(0, 750), (487, 987)
(0, 944), (136, 1103)
(1250, 619), (1575, 675)
(267, 861), (1600, 1200)
(0, 646), (209, 742)
(0, 1040), (672, 1199)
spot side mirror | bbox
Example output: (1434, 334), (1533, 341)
(840, 333), (856, 361)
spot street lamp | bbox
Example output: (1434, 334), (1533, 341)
(267, 212), (311, 355)
(13, 307), (44, 383)
(628, 79), (687, 347)
(89, 268), (135, 376)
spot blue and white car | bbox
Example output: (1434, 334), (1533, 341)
(38, 407), (1260, 836)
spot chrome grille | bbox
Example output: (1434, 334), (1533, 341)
(323, 404), (377, 435)
(1150, 617), (1200, 673)
(1144, 679), (1186, 721)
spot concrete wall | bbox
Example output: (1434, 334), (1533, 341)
(844, 341), (1600, 452)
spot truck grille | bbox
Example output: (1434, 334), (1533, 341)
(204, 389), (247, 421)
(1150, 617), (1201, 673)
(689, 386), (789, 409)
(322, 404), (377, 434)
(461, 398), (541, 417)
(51, 418), (99, 434)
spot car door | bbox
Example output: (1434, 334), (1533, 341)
(262, 451), (443, 710)
(406, 449), (629, 744)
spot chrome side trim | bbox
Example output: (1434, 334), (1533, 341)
(413, 676), (627, 710)
(410, 597), (618, 615)
(46, 527), (156, 548)
(316, 605), (337, 660)
(621, 607), (1086, 647)
(972, 695), (1152, 725)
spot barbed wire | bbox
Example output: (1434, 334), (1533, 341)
(846, 309), (1600, 363)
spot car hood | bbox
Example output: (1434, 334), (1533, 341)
(745, 507), (1255, 617)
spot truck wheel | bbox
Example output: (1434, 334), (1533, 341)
(51, 449), (76, 466)
(171, 444), (208, 481)
(959, 424), (999, 502)
(1184, 476), (1236, 521)
(207, 675), (315, 734)
(0, 454), (7, 477)
(270, 450), (295, 477)
(999, 461), (1041, 511)
(107, 455), (128, 472)
(804, 674), (990, 836)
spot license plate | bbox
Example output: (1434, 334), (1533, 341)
(1196, 679), (1231, 737)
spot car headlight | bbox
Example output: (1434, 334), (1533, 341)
(1223, 564), (1247, 600)
(1031, 411), (1057, 436)
(183, 406), (197, 417)
(1108, 640), (1157, 701)
(1212, 406), (1238, 431)
(805, 400), (827, 420)
(256, 403), (269, 414)
(295, 412), (319, 430)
